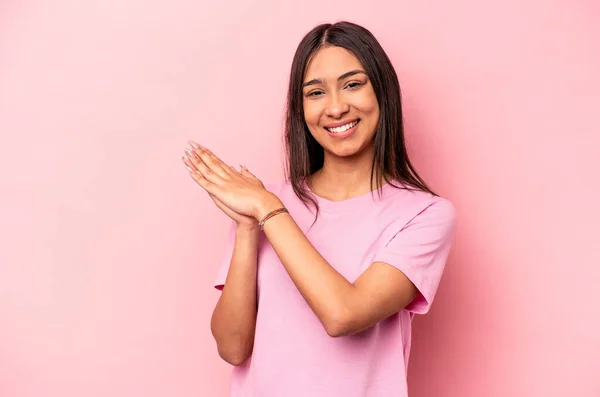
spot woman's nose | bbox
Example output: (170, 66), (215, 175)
(325, 93), (349, 118)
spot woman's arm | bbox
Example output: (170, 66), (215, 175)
(182, 143), (451, 339)
(210, 224), (259, 365)
(256, 194), (419, 337)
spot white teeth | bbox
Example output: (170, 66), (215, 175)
(327, 120), (358, 133)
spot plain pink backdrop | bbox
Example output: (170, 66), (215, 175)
(1, 1), (598, 396)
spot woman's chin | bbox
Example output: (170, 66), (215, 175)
(325, 142), (371, 159)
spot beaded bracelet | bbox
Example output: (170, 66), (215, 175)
(258, 207), (288, 230)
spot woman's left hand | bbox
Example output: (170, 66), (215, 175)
(182, 141), (274, 221)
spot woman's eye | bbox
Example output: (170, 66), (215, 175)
(307, 91), (323, 97)
(346, 82), (363, 89)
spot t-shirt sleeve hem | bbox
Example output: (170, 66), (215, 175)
(372, 252), (432, 314)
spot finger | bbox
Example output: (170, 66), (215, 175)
(216, 162), (240, 178)
(185, 147), (228, 181)
(224, 163), (241, 176)
(183, 153), (221, 185)
(208, 192), (228, 210)
(240, 165), (257, 179)
(183, 149), (201, 170)
(186, 162), (221, 196)
(187, 142), (231, 178)
(183, 159), (196, 174)
(182, 156), (204, 181)
(185, 148), (222, 178)
(182, 155), (200, 173)
(206, 192), (221, 207)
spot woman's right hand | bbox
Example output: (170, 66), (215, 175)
(209, 192), (259, 229)
(183, 153), (259, 229)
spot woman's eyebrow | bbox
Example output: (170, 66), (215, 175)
(302, 70), (367, 88)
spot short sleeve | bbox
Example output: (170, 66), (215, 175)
(214, 220), (237, 291)
(372, 199), (457, 314)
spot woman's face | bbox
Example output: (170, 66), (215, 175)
(302, 46), (380, 158)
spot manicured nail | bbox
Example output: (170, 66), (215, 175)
(186, 166), (195, 173)
(185, 148), (194, 157)
(188, 141), (202, 149)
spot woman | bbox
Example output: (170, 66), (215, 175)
(182, 21), (456, 397)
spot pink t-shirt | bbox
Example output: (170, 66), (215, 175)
(214, 179), (456, 397)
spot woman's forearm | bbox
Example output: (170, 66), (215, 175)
(210, 224), (259, 365)
(256, 195), (358, 337)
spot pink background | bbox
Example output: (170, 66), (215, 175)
(1, 1), (599, 396)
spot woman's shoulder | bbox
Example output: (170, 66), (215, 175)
(385, 182), (456, 225)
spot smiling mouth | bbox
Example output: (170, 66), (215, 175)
(324, 119), (360, 133)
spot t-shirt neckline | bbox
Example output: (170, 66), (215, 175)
(302, 178), (399, 213)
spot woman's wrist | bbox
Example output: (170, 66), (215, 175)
(236, 222), (261, 234)
(254, 192), (285, 222)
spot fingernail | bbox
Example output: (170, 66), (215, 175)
(185, 148), (194, 157)
(188, 141), (202, 149)
(186, 166), (195, 173)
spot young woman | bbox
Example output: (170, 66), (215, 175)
(182, 21), (456, 397)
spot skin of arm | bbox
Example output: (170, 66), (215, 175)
(185, 143), (418, 345)
(255, 193), (419, 338)
(210, 224), (260, 365)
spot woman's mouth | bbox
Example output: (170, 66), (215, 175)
(324, 119), (360, 138)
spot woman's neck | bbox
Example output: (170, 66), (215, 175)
(308, 167), (388, 202)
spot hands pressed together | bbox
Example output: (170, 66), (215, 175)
(182, 141), (282, 228)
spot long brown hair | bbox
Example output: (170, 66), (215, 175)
(284, 21), (436, 222)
